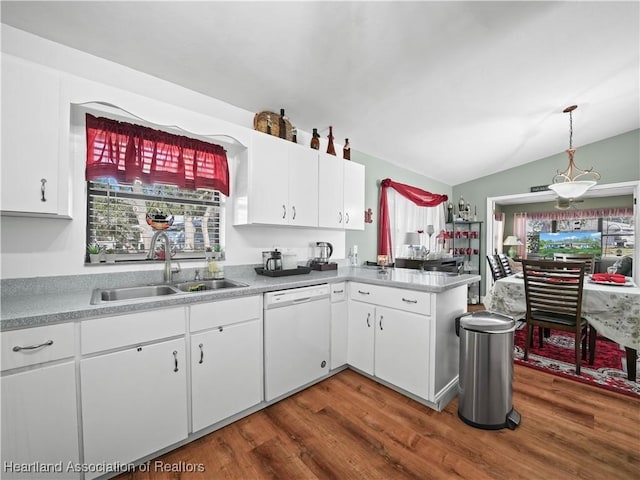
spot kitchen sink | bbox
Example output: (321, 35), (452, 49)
(91, 279), (249, 304)
(173, 279), (249, 292)
(91, 284), (181, 304)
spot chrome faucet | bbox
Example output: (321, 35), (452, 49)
(147, 230), (178, 283)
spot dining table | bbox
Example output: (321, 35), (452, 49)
(484, 274), (640, 381)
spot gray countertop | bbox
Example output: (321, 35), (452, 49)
(1, 265), (480, 331)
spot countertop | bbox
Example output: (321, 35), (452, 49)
(1, 265), (480, 331)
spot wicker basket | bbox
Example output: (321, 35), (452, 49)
(253, 111), (294, 141)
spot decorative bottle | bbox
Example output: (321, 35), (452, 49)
(447, 203), (454, 223)
(266, 115), (272, 135)
(291, 126), (297, 144)
(278, 109), (287, 139)
(326, 126), (336, 156)
(310, 128), (320, 150)
(343, 138), (351, 160)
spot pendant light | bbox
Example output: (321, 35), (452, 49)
(548, 105), (601, 199)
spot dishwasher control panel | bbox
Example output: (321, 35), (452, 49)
(264, 284), (330, 308)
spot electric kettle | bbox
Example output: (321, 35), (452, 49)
(316, 242), (333, 264)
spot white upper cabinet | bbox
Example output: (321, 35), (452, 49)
(288, 143), (319, 226)
(343, 160), (365, 230)
(318, 153), (365, 230)
(1, 54), (71, 218)
(233, 132), (318, 227)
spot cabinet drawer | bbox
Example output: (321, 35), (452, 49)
(82, 307), (186, 354)
(190, 295), (261, 332)
(349, 282), (431, 315)
(330, 282), (346, 302)
(1, 323), (75, 371)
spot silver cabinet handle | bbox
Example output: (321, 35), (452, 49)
(402, 298), (418, 304)
(366, 312), (371, 328)
(338, 211), (343, 223)
(40, 178), (47, 202)
(282, 204), (287, 219)
(345, 212), (350, 224)
(173, 350), (179, 372)
(379, 315), (384, 331)
(13, 340), (53, 352)
(198, 343), (204, 364)
(357, 290), (370, 295)
(292, 205), (296, 220)
(333, 289), (344, 294)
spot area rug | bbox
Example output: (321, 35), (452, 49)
(513, 325), (640, 398)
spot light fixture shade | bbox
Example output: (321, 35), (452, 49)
(548, 180), (597, 199)
(503, 235), (522, 259)
(548, 106), (600, 199)
(404, 232), (421, 245)
(503, 236), (522, 246)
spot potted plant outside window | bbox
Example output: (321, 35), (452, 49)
(87, 244), (102, 263)
(104, 248), (116, 264)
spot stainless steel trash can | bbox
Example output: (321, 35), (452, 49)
(455, 311), (521, 430)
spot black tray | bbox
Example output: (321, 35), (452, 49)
(255, 266), (312, 277)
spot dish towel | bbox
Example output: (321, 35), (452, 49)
(591, 273), (626, 284)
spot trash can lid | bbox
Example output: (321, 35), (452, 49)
(459, 311), (515, 333)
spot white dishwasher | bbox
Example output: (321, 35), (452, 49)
(264, 284), (331, 401)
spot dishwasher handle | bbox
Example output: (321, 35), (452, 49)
(293, 297), (312, 303)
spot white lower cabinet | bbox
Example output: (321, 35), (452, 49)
(189, 296), (263, 432)
(348, 282), (433, 401)
(374, 306), (430, 399)
(80, 308), (188, 478)
(330, 282), (348, 369)
(191, 319), (262, 431)
(347, 301), (375, 375)
(81, 337), (188, 476)
(1, 361), (79, 479)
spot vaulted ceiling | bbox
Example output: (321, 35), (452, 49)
(2, 1), (638, 185)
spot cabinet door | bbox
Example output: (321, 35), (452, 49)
(249, 132), (289, 225)
(288, 145), (318, 227)
(318, 153), (345, 228)
(1, 361), (79, 479)
(343, 161), (365, 230)
(81, 338), (188, 475)
(347, 301), (375, 375)
(191, 319), (262, 432)
(331, 300), (348, 369)
(1, 55), (65, 216)
(375, 306), (430, 399)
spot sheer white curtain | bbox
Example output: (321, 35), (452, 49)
(387, 189), (445, 261)
(513, 213), (528, 259)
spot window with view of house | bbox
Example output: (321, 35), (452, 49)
(84, 113), (229, 263)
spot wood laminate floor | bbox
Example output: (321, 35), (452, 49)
(117, 366), (639, 480)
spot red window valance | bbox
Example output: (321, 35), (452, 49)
(378, 178), (448, 257)
(85, 114), (230, 196)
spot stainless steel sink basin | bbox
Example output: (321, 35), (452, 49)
(91, 279), (249, 304)
(173, 279), (249, 292)
(91, 284), (181, 304)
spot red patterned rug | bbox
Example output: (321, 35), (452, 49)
(513, 325), (640, 398)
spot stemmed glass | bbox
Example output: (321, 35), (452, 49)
(425, 225), (435, 254)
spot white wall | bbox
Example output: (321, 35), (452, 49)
(0, 26), (345, 279)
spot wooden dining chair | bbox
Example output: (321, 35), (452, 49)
(487, 255), (507, 281)
(497, 253), (514, 276)
(522, 259), (589, 374)
(553, 253), (595, 275)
